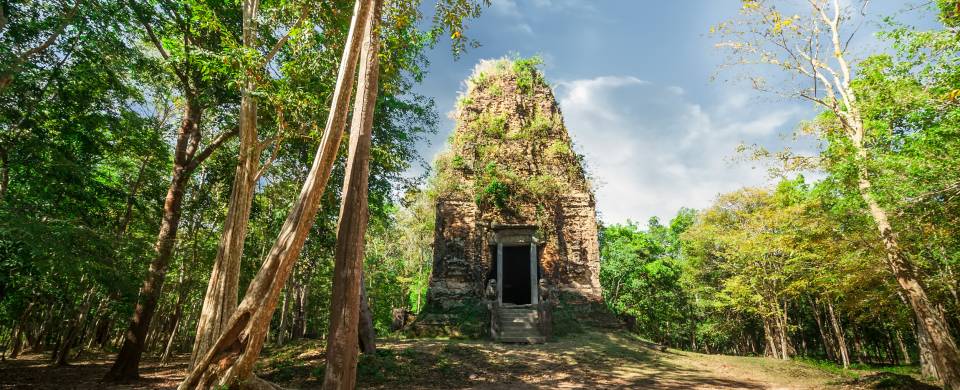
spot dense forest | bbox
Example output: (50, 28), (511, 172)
(1, 0), (959, 389)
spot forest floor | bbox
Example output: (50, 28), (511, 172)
(0, 331), (940, 389)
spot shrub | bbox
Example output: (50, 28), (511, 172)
(513, 55), (544, 95)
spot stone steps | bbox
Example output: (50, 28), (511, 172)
(495, 306), (544, 344)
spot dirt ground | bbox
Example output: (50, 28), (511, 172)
(0, 332), (934, 389)
(0, 352), (186, 389)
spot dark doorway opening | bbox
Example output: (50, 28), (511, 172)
(501, 245), (531, 305)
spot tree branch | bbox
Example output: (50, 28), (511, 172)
(186, 127), (239, 173)
(0, 0), (80, 92)
(264, 5), (310, 64)
(18, 0), (80, 61)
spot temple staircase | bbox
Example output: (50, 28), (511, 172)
(494, 304), (546, 343)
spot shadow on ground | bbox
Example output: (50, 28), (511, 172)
(0, 352), (186, 389)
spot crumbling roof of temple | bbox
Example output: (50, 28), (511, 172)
(429, 56), (594, 225)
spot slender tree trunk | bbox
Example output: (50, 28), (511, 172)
(54, 289), (97, 366)
(811, 299), (836, 361)
(277, 287), (289, 346)
(190, 0), (262, 368)
(763, 318), (780, 359)
(896, 329), (912, 365)
(778, 300), (790, 360)
(8, 301), (34, 359)
(827, 302), (850, 369)
(105, 102), (199, 382)
(322, 4), (381, 386)
(118, 156), (151, 239)
(0, 146), (8, 201)
(178, 2), (370, 387)
(163, 262), (189, 365)
(358, 271), (376, 354)
(293, 282), (308, 339)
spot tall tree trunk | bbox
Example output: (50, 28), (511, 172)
(358, 271), (376, 354)
(178, 1), (370, 387)
(105, 101), (198, 382)
(190, 0), (261, 366)
(190, 0), (299, 366)
(827, 301), (850, 369)
(855, 161), (960, 387)
(322, 3), (381, 386)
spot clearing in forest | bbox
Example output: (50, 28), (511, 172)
(0, 330), (938, 389)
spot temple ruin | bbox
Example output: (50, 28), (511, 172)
(417, 57), (605, 342)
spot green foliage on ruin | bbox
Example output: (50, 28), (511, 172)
(512, 55), (545, 95)
(472, 112), (508, 138)
(432, 55), (589, 224)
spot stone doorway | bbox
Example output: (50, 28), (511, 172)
(489, 224), (540, 306)
(500, 245), (533, 304)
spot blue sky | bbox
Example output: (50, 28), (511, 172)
(409, 0), (937, 225)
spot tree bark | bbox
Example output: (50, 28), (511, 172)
(918, 315), (940, 379)
(190, 0), (261, 368)
(322, 3), (381, 386)
(778, 300), (790, 360)
(358, 271), (377, 354)
(177, 1), (370, 387)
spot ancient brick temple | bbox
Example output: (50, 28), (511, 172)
(420, 58), (603, 342)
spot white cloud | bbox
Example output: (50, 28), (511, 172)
(556, 76), (806, 225)
(490, 0), (521, 17)
(513, 23), (534, 35)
